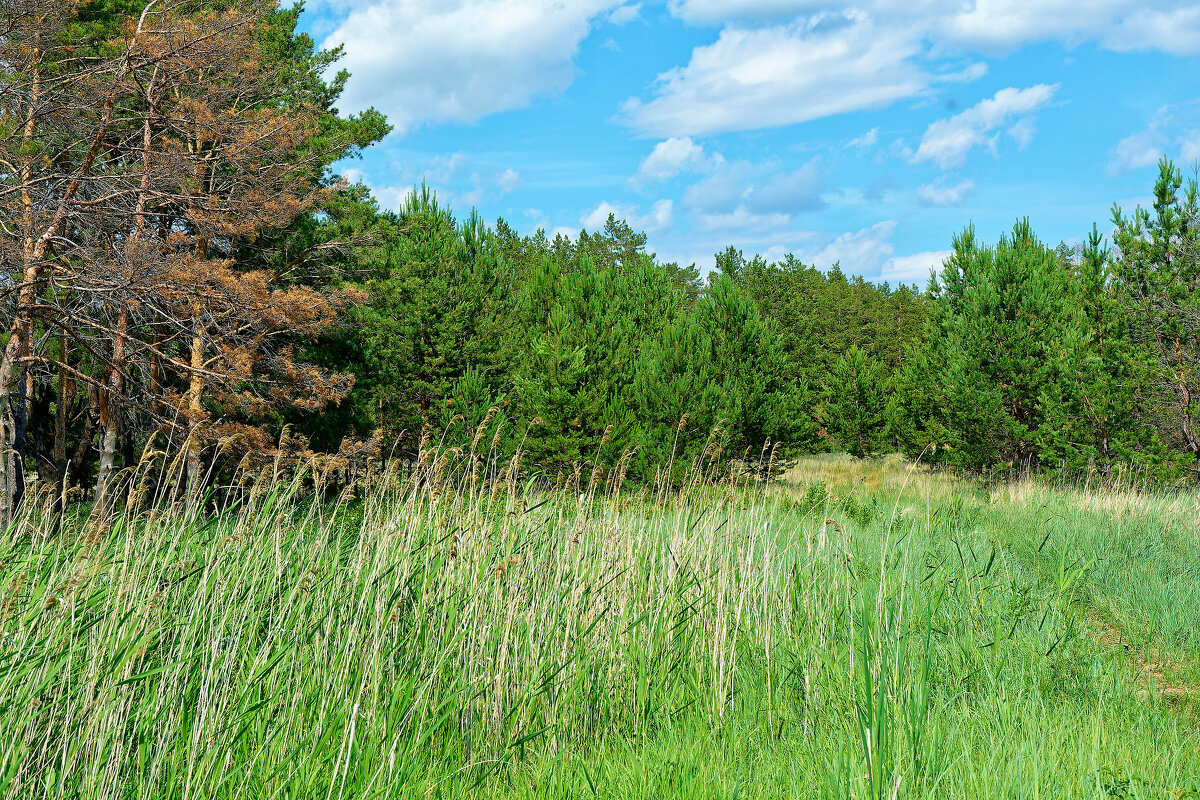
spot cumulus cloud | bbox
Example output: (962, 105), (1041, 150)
(917, 178), (975, 207)
(636, 137), (725, 181)
(581, 199), (675, 233)
(608, 2), (643, 24)
(911, 84), (1058, 168)
(884, 249), (951, 286)
(621, 16), (928, 137)
(666, 0), (827, 23)
(943, 1), (1200, 56)
(638, 2), (1200, 141)
(666, 0), (1200, 54)
(806, 220), (898, 275)
(847, 128), (879, 149)
(321, 0), (1200, 140)
(403, 152), (468, 185)
(1105, 104), (1200, 174)
(1110, 131), (1164, 174)
(744, 164), (826, 212)
(793, 222), (946, 284)
(1181, 131), (1200, 165)
(323, 0), (624, 132)
(498, 168), (521, 195)
(649, 220), (946, 282)
(340, 166), (410, 211)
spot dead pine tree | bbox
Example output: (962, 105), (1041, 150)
(0, 0), (371, 519)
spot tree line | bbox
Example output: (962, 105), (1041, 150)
(2, 0), (1198, 524)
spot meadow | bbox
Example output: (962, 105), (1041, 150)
(1, 452), (1197, 799)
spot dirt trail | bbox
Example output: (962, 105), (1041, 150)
(1083, 609), (1197, 711)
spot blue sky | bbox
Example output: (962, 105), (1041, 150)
(299, 1), (1200, 285)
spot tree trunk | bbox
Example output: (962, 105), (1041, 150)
(9, 367), (34, 514)
(96, 306), (130, 507)
(186, 312), (205, 495)
(0, 37), (44, 523)
(50, 338), (70, 530)
(70, 389), (100, 496)
(0, 23), (136, 521)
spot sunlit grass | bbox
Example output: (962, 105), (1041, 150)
(1, 451), (1197, 798)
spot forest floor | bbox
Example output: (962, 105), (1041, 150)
(2, 455), (1199, 799)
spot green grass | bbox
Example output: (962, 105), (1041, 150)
(1, 454), (1197, 799)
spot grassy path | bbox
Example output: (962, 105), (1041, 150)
(783, 454), (1200, 724)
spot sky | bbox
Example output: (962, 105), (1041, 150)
(299, 0), (1200, 286)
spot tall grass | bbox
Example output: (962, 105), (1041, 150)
(1, 450), (1197, 798)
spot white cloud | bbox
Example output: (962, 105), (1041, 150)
(323, 0), (1200, 140)
(323, 0), (623, 133)
(642, 1), (1200, 142)
(943, 1), (1200, 56)
(743, 163), (826, 212)
(940, 62), (989, 83)
(884, 249), (951, 286)
(609, 2), (642, 24)
(806, 220), (898, 275)
(941, 1), (1117, 52)
(912, 84), (1058, 169)
(667, 1), (1200, 55)
(1111, 6), (1200, 56)
(1110, 131), (1163, 174)
(1005, 116), (1037, 149)
(643, 199), (676, 232)
(650, 221), (944, 282)
(666, 0), (827, 23)
(1107, 104), (1200, 174)
(621, 16), (928, 137)
(581, 201), (620, 230)
(636, 137), (724, 181)
(793, 222), (947, 284)
(581, 199), (675, 233)
(341, 166), (410, 211)
(404, 152), (467, 185)
(1181, 131), (1200, 165)
(321, 0), (1200, 147)
(917, 178), (975, 207)
(650, 226), (825, 275)
(460, 183), (486, 207)
(498, 168), (521, 195)
(847, 128), (879, 149)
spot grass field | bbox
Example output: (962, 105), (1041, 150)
(1, 453), (1197, 798)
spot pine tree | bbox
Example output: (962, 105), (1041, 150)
(637, 276), (813, 473)
(1111, 157), (1200, 474)
(824, 346), (887, 457)
(346, 187), (509, 455)
(920, 221), (1074, 471)
(1034, 227), (1182, 481)
(0, 0), (380, 509)
(512, 249), (683, 474)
